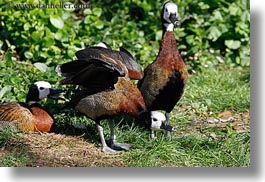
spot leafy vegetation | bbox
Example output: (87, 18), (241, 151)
(1, 0), (250, 68)
(179, 0), (250, 69)
(0, 0), (250, 101)
(0, 0), (250, 167)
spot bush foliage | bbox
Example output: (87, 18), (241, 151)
(0, 0), (250, 101)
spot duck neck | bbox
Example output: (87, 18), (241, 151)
(26, 87), (40, 106)
(138, 109), (152, 129)
(159, 30), (177, 54)
(162, 23), (174, 35)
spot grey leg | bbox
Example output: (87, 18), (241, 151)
(165, 112), (171, 138)
(108, 120), (132, 151)
(96, 123), (118, 153)
(109, 120), (116, 142)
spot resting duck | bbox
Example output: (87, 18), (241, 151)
(0, 81), (65, 132)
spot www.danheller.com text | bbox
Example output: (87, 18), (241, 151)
(6, 1), (90, 10)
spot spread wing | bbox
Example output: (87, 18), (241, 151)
(57, 58), (125, 94)
(76, 46), (143, 80)
(119, 47), (143, 80)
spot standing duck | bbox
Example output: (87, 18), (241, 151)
(56, 43), (176, 153)
(0, 81), (65, 132)
(138, 1), (188, 138)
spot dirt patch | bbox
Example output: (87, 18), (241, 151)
(196, 111), (249, 131)
(5, 132), (124, 167)
(180, 111), (250, 137)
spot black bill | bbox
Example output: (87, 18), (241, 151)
(48, 88), (66, 100)
(160, 122), (177, 132)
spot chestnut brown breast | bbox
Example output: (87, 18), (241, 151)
(138, 31), (188, 112)
(29, 105), (54, 132)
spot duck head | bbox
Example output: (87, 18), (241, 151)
(150, 111), (177, 131)
(161, 1), (180, 32)
(139, 110), (177, 132)
(26, 81), (65, 105)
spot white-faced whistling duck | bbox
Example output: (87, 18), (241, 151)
(56, 42), (176, 153)
(138, 1), (188, 138)
(0, 81), (65, 132)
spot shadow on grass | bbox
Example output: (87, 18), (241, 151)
(43, 100), (146, 149)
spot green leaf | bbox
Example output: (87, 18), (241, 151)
(186, 35), (195, 45)
(63, 12), (71, 19)
(225, 40), (241, 50)
(55, 31), (62, 40)
(93, 21), (104, 29)
(23, 23), (30, 31)
(24, 51), (33, 59)
(33, 62), (48, 72)
(44, 37), (55, 47)
(208, 26), (222, 41)
(4, 52), (12, 62)
(111, 15), (120, 24)
(155, 30), (162, 41)
(84, 16), (91, 24)
(213, 11), (223, 21)
(93, 8), (102, 17)
(84, 8), (91, 14)
(32, 30), (45, 42)
(198, 2), (209, 10)
(50, 15), (64, 29)
(67, 49), (76, 58)
(229, 4), (240, 16)
(0, 86), (11, 99)
(50, 45), (61, 55)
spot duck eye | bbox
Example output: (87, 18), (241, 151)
(153, 118), (158, 122)
(39, 87), (45, 90)
(165, 8), (168, 13)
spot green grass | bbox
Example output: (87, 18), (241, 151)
(122, 133), (250, 167)
(0, 66), (250, 167)
(121, 66), (250, 167)
(52, 66), (250, 167)
(119, 66), (249, 167)
(183, 66), (250, 114)
(0, 129), (32, 167)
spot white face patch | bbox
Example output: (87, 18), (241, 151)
(150, 111), (166, 130)
(34, 81), (51, 100)
(163, 2), (178, 23)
